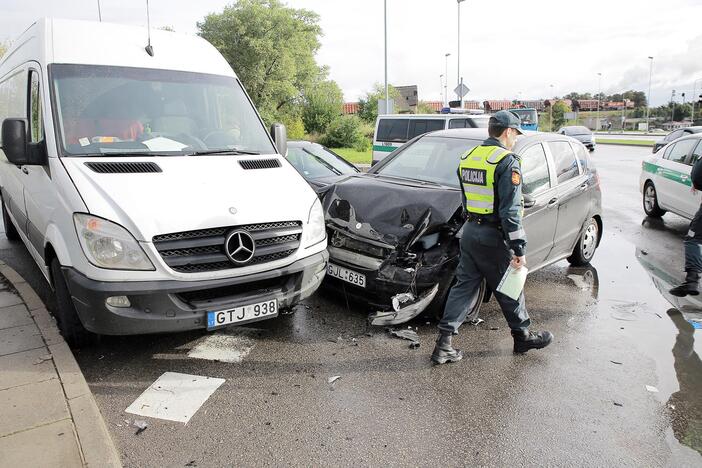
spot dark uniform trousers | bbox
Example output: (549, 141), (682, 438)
(438, 221), (531, 335)
(685, 204), (702, 273)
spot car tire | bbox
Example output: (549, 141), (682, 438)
(643, 181), (666, 218)
(2, 201), (20, 241)
(568, 217), (599, 266)
(50, 258), (94, 347)
(430, 277), (486, 322)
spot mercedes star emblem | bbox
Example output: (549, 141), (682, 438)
(224, 230), (256, 264)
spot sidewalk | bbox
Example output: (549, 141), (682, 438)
(0, 261), (120, 467)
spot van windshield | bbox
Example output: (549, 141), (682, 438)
(49, 64), (276, 156)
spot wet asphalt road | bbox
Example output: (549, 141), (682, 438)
(1, 144), (701, 466)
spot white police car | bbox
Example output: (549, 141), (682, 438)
(640, 133), (702, 219)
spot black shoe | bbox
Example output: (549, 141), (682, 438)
(431, 333), (464, 365)
(670, 270), (700, 297)
(512, 329), (553, 354)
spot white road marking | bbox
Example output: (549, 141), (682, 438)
(187, 331), (256, 363)
(125, 372), (225, 423)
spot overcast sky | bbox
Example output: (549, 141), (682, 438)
(2, 0), (701, 106)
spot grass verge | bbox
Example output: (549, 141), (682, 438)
(595, 138), (654, 146)
(333, 147), (372, 165)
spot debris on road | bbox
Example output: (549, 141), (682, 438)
(387, 328), (421, 349)
(328, 376), (341, 385)
(610, 360), (623, 365)
(133, 419), (148, 435)
(613, 402), (623, 407)
(645, 385), (659, 393)
(469, 318), (484, 325)
(369, 285), (440, 326)
(187, 332), (255, 363)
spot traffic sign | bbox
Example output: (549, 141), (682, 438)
(453, 83), (470, 99)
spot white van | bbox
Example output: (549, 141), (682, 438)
(0, 19), (328, 343)
(372, 113), (490, 165)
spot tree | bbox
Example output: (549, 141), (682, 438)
(301, 80), (343, 134)
(357, 83), (401, 123)
(321, 115), (365, 149)
(416, 101), (438, 114)
(552, 100), (571, 130)
(197, 0), (325, 125)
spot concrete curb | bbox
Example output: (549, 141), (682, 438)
(595, 140), (655, 147)
(0, 261), (121, 468)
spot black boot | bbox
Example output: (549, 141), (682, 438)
(431, 333), (463, 365)
(512, 329), (553, 354)
(670, 271), (700, 297)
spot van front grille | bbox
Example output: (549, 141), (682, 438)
(153, 221), (302, 273)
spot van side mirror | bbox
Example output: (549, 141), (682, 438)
(523, 194), (536, 208)
(2, 119), (28, 165)
(1, 118), (46, 166)
(270, 123), (288, 157)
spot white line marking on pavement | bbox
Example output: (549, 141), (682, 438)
(125, 372), (225, 423)
(187, 332), (255, 363)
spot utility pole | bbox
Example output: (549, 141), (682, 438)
(444, 53), (451, 107)
(457, 0), (466, 104)
(670, 89), (676, 124)
(646, 56), (653, 132)
(97, 0), (102, 21)
(384, 0), (389, 115)
(440, 74), (444, 107)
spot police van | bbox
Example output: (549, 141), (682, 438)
(640, 133), (702, 219)
(372, 113), (490, 165)
(0, 18), (328, 343)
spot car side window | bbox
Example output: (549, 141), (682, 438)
(572, 142), (590, 172)
(548, 141), (580, 184)
(377, 119), (409, 142)
(666, 130), (683, 142)
(448, 119), (467, 129)
(665, 139), (696, 164)
(408, 119), (444, 139)
(519, 143), (551, 195)
(691, 141), (702, 164)
(29, 70), (44, 143)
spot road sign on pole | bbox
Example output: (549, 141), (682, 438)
(454, 83), (470, 99)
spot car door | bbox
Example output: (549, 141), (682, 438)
(655, 139), (697, 215)
(0, 66), (30, 237)
(518, 142), (558, 268)
(680, 140), (702, 217)
(547, 140), (590, 258)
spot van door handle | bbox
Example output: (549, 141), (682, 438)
(21, 167), (29, 175)
(579, 182), (588, 191)
(547, 197), (558, 208)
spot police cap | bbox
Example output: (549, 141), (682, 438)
(489, 110), (524, 135)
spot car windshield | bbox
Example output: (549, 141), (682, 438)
(512, 109), (537, 125)
(567, 126), (591, 136)
(375, 136), (482, 187)
(286, 145), (357, 178)
(50, 64), (276, 156)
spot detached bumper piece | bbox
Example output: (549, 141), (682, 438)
(369, 284), (440, 326)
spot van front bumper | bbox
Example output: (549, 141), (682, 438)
(62, 251), (328, 335)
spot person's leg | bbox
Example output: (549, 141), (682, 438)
(671, 205), (702, 297)
(433, 226), (484, 364)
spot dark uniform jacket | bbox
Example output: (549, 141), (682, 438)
(458, 137), (527, 257)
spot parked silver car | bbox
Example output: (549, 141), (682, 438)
(322, 128), (603, 324)
(558, 126), (595, 151)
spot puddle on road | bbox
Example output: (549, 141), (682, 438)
(584, 227), (702, 456)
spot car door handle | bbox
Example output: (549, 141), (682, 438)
(547, 197), (558, 208)
(21, 167), (29, 175)
(579, 182), (588, 191)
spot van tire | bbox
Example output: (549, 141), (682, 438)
(568, 217), (599, 266)
(50, 259), (93, 347)
(2, 201), (20, 241)
(643, 181), (665, 218)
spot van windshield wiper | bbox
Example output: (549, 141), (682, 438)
(71, 152), (180, 157)
(188, 149), (261, 156)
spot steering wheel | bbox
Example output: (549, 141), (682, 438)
(203, 129), (241, 148)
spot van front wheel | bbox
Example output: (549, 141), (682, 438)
(50, 259), (93, 347)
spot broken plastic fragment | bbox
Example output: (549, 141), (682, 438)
(328, 376), (341, 384)
(392, 293), (415, 312)
(645, 385), (659, 393)
(369, 284), (440, 326)
(469, 318), (484, 325)
(133, 419), (148, 435)
(388, 328), (420, 345)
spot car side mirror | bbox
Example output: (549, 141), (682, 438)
(270, 123), (288, 157)
(2, 119), (29, 165)
(523, 194), (536, 208)
(1, 118), (46, 166)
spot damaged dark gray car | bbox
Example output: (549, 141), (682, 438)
(322, 128), (603, 325)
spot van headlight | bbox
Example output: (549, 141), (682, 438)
(301, 198), (326, 248)
(73, 214), (154, 270)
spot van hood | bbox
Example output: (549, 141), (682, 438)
(61, 155), (317, 241)
(322, 174), (463, 248)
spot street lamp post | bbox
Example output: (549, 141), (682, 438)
(646, 56), (653, 132)
(670, 89), (676, 124)
(97, 0), (102, 21)
(444, 53), (451, 107)
(384, 0), (389, 115)
(457, 0), (466, 105)
(596, 72), (602, 131)
(440, 74), (444, 107)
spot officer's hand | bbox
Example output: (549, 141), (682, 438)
(511, 256), (526, 269)
(692, 187), (698, 195)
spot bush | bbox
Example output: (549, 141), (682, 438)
(321, 116), (365, 148)
(282, 116), (306, 140)
(354, 137), (371, 152)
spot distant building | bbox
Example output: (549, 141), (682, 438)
(423, 101), (443, 112)
(483, 100), (512, 112)
(342, 102), (359, 115)
(395, 85), (419, 112)
(515, 100), (545, 111)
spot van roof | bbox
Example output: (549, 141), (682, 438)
(0, 18), (235, 78)
(377, 114), (490, 120)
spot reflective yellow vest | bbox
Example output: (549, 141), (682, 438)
(458, 145), (511, 215)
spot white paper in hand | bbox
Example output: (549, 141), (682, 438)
(496, 265), (528, 300)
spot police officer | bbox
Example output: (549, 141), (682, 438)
(670, 151), (702, 297)
(431, 110), (553, 364)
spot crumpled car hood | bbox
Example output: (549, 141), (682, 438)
(322, 174), (463, 248)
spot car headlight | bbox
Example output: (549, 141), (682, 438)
(301, 198), (326, 248)
(73, 214), (154, 270)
